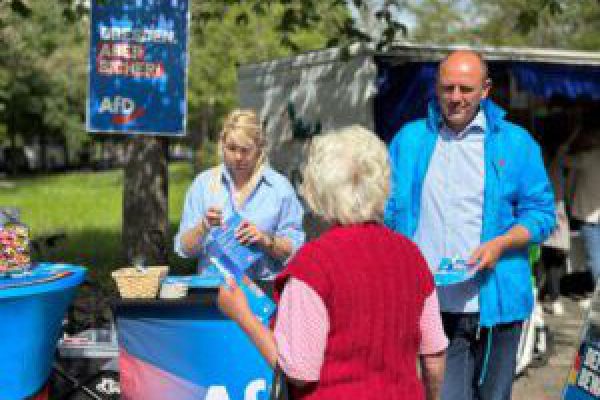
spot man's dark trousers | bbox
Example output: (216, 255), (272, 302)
(440, 312), (523, 400)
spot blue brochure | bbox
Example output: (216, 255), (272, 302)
(240, 279), (277, 322)
(204, 212), (264, 281)
(434, 257), (477, 286)
(162, 272), (222, 289)
(210, 257), (276, 322)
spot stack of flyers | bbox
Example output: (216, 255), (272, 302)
(204, 212), (264, 281)
(210, 257), (276, 322)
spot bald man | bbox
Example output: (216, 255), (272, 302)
(384, 50), (555, 399)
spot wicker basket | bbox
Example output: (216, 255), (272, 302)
(111, 266), (169, 299)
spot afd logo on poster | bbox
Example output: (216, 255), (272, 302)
(98, 96), (145, 125)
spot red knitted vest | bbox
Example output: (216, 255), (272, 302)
(274, 223), (434, 400)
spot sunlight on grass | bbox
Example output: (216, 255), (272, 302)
(0, 161), (203, 290)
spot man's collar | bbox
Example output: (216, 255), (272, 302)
(427, 99), (506, 135)
(439, 108), (487, 139)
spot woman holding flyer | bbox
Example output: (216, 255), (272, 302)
(175, 109), (305, 288)
(218, 126), (447, 400)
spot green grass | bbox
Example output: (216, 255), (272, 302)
(0, 157), (215, 291)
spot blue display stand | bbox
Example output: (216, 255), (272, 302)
(0, 263), (86, 399)
(114, 274), (274, 400)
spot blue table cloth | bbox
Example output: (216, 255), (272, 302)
(0, 262), (86, 399)
(116, 270), (274, 400)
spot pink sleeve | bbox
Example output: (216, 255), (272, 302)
(274, 278), (329, 382)
(419, 289), (449, 354)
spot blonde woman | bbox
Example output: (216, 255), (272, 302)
(218, 126), (447, 400)
(175, 109), (305, 285)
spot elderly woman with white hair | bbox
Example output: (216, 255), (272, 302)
(218, 126), (448, 400)
(175, 109), (305, 286)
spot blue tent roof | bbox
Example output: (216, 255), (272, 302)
(374, 58), (600, 141)
(511, 63), (600, 100)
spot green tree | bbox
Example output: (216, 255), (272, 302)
(0, 0), (87, 170)
(471, 0), (600, 49)
(407, 0), (600, 50)
(406, 0), (474, 45)
(187, 2), (350, 137)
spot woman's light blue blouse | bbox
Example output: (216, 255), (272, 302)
(174, 164), (305, 280)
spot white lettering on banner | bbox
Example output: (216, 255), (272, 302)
(245, 379), (267, 399)
(97, 42), (145, 60)
(97, 59), (164, 78)
(584, 346), (600, 372)
(99, 26), (176, 44)
(99, 96), (135, 115)
(205, 386), (230, 400)
(205, 379), (268, 400)
(578, 367), (600, 396)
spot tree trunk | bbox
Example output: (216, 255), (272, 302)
(122, 136), (169, 266)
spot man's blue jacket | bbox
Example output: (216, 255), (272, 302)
(384, 99), (556, 327)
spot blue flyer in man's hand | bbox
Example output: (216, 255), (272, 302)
(204, 212), (264, 281)
(434, 257), (477, 286)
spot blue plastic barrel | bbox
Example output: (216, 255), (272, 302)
(0, 263), (86, 399)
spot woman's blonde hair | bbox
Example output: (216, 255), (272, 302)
(300, 125), (390, 225)
(217, 109), (268, 207)
(218, 109), (267, 161)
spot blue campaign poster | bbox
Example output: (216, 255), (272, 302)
(563, 286), (600, 399)
(87, 0), (188, 135)
(563, 343), (600, 399)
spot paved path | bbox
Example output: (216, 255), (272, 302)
(513, 296), (587, 399)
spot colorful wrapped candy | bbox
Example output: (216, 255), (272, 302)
(0, 222), (31, 275)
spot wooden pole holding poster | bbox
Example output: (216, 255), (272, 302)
(122, 136), (169, 266)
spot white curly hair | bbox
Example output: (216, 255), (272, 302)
(300, 125), (390, 225)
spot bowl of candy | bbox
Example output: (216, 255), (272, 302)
(0, 223), (32, 277)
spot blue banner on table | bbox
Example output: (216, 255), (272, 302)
(116, 272), (274, 400)
(87, 0), (188, 135)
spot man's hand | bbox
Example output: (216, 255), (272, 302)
(468, 225), (531, 270)
(468, 236), (510, 270)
